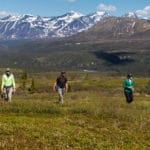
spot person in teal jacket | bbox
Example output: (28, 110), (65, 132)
(1, 68), (16, 102)
(123, 73), (135, 103)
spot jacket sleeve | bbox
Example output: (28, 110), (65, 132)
(12, 74), (16, 88)
(123, 80), (130, 89)
(123, 80), (126, 88)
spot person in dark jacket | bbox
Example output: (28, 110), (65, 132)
(53, 72), (68, 104)
(123, 73), (135, 103)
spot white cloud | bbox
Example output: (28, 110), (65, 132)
(0, 10), (18, 18)
(66, 0), (76, 2)
(136, 6), (150, 17)
(97, 3), (117, 12)
(0, 11), (11, 17)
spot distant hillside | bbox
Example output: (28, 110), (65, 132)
(0, 39), (149, 73)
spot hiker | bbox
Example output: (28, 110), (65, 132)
(1, 68), (16, 102)
(123, 73), (135, 103)
(53, 72), (68, 104)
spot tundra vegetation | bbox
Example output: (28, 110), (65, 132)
(0, 71), (149, 149)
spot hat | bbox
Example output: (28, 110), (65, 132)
(60, 71), (66, 76)
(6, 68), (10, 72)
(61, 71), (66, 74)
(127, 73), (132, 78)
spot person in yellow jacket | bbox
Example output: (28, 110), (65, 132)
(1, 68), (16, 102)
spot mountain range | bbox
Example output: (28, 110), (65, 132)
(0, 11), (110, 40)
(0, 11), (147, 40)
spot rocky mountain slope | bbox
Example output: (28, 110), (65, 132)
(70, 16), (150, 42)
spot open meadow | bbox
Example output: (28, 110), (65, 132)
(0, 71), (150, 150)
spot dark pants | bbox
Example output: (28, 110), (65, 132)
(124, 91), (133, 103)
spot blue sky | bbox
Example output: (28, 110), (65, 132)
(0, 0), (150, 18)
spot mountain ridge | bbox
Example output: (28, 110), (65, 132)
(0, 11), (109, 40)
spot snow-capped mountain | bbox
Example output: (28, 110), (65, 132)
(0, 11), (109, 40)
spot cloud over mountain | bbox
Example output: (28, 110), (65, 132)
(136, 6), (150, 18)
(0, 11), (11, 17)
(97, 4), (117, 12)
(66, 0), (77, 3)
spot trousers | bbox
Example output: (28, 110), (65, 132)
(2, 87), (13, 102)
(124, 91), (133, 103)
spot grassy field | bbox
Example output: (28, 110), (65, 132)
(0, 72), (150, 150)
